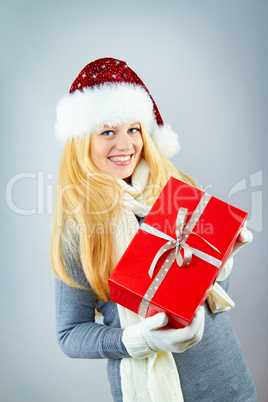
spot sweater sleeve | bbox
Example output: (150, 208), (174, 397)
(54, 229), (130, 360)
(55, 278), (129, 359)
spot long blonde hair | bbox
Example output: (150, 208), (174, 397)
(50, 127), (197, 301)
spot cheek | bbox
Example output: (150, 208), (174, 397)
(90, 138), (109, 165)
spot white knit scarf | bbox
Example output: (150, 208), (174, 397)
(114, 158), (234, 402)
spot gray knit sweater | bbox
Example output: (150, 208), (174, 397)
(55, 231), (257, 401)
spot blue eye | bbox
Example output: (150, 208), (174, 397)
(101, 130), (114, 137)
(128, 127), (140, 134)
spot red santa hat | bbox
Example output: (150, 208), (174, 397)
(55, 57), (180, 158)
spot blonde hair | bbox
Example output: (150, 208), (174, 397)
(50, 127), (197, 301)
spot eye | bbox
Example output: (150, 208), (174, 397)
(101, 130), (114, 137)
(128, 127), (140, 134)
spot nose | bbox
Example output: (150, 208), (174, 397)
(115, 131), (132, 151)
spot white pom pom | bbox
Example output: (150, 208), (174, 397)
(151, 124), (180, 158)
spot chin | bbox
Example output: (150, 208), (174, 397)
(118, 172), (132, 181)
(115, 167), (135, 180)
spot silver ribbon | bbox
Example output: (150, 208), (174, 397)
(138, 192), (222, 317)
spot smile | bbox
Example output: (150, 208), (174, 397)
(108, 155), (132, 166)
(108, 155), (132, 162)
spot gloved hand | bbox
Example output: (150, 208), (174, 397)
(238, 225), (253, 243)
(217, 222), (253, 282)
(231, 222), (253, 258)
(123, 306), (205, 359)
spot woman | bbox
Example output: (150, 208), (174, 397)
(51, 58), (257, 401)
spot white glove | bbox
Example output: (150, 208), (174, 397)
(123, 307), (205, 359)
(239, 226), (253, 243)
(217, 223), (253, 282)
(231, 223), (253, 258)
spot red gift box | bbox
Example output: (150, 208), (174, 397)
(108, 177), (248, 328)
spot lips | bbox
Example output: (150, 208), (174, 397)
(108, 155), (131, 162)
(108, 154), (133, 165)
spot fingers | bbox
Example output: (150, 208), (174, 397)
(144, 312), (169, 331)
(182, 306), (204, 339)
(193, 307), (205, 342)
(142, 309), (205, 354)
(173, 307), (205, 351)
(239, 227), (253, 243)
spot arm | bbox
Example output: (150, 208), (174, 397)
(55, 233), (129, 360)
(55, 221), (205, 360)
(55, 278), (129, 359)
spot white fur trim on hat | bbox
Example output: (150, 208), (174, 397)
(55, 83), (180, 158)
(55, 84), (156, 142)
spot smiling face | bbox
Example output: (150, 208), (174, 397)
(89, 122), (143, 181)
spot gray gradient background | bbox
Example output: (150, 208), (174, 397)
(1, 1), (267, 401)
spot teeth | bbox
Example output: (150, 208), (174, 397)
(109, 155), (131, 162)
